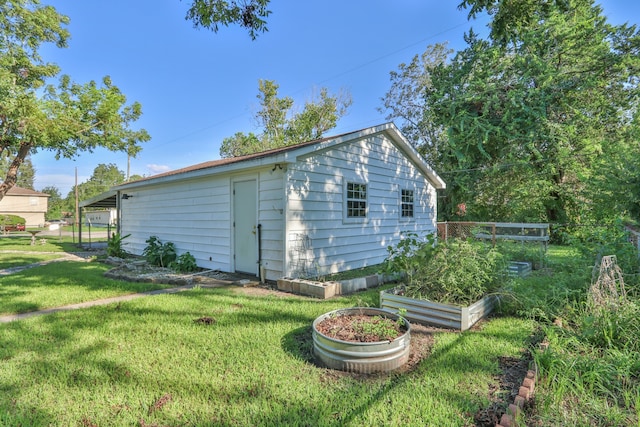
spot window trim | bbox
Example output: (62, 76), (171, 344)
(344, 181), (368, 223)
(400, 188), (415, 221)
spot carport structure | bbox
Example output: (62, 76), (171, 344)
(78, 190), (119, 246)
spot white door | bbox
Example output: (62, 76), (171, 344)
(233, 179), (258, 275)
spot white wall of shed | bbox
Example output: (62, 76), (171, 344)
(284, 133), (438, 277)
(119, 168), (285, 279)
(120, 176), (233, 271)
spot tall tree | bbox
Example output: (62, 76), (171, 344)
(383, 0), (640, 223)
(184, 0), (271, 39)
(0, 155), (35, 189)
(0, 0), (150, 202)
(40, 185), (63, 219)
(66, 163), (125, 204)
(380, 43), (453, 166)
(220, 80), (352, 158)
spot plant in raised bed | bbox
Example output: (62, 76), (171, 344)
(382, 234), (508, 330)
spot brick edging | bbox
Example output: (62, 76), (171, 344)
(495, 365), (537, 427)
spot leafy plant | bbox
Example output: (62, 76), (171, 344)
(143, 236), (177, 268)
(170, 252), (198, 273)
(107, 232), (130, 258)
(384, 232), (437, 286)
(403, 239), (507, 305)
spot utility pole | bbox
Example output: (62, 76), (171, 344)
(74, 167), (79, 227)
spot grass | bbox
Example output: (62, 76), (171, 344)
(2, 239), (636, 425)
(0, 235), (99, 252)
(0, 253), (67, 270)
(0, 284), (535, 426)
(498, 243), (640, 426)
(0, 261), (171, 315)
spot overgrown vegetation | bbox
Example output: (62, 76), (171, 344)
(384, 232), (506, 305)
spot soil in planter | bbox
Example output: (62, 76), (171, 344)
(315, 313), (407, 342)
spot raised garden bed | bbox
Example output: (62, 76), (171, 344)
(277, 273), (398, 299)
(380, 286), (497, 331)
(507, 261), (532, 277)
(312, 307), (411, 373)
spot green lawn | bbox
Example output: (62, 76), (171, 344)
(0, 283), (534, 426)
(0, 242), (636, 426)
(0, 261), (171, 315)
(0, 253), (67, 270)
(0, 235), (103, 252)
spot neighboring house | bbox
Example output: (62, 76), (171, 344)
(108, 123), (446, 281)
(0, 186), (49, 228)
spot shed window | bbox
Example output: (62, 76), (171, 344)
(346, 182), (367, 218)
(401, 189), (414, 218)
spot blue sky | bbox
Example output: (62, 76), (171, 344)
(32, 1), (640, 195)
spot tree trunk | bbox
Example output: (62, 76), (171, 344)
(0, 142), (32, 201)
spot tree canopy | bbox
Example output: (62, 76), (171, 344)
(0, 0), (150, 201)
(219, 80), (352, 158)
(68, 163), (125, 203)
(184, 0), (271, 39)
(383, 0), (640, 224)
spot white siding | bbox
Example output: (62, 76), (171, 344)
(120, 176), (233, 271)
(284, 134), (437, 277)
(120, 168), (285, 279)
(257, 168), (285, 281)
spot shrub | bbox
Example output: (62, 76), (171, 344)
(0, 214), (26, 228)
(170, 252), (198, 273)
(143, 236), (177, 268)
(107, 233), (130, 258)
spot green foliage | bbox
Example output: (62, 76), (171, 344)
(406, 239), (507, 305)
(66, 163), (125, 204)
(351, 315), (405, 342)
(106, 232), (130, 259)
(142, 236), (176, 268)
(170, 251), (198, 273)
(384, 232), (437, 285)
(0, 0), (149, 200)
(579, 301), (640, 352)
(0, 214), (25, 227)
(384, 0), (640, 225)
(495, 240), (547, 269)
(531, 297), (640, 425)
(185, 0), (271, 40)
(385, 233), (506, 305)
(563, 221), (640, 287)
(40, 185), (63, 219)
(0, 156), (35, 189)
(219, 80), (351, 158)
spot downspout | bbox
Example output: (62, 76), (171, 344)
(257, 223), (264, 282)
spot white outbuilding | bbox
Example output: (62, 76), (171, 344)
(111, 123), (446, 281)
